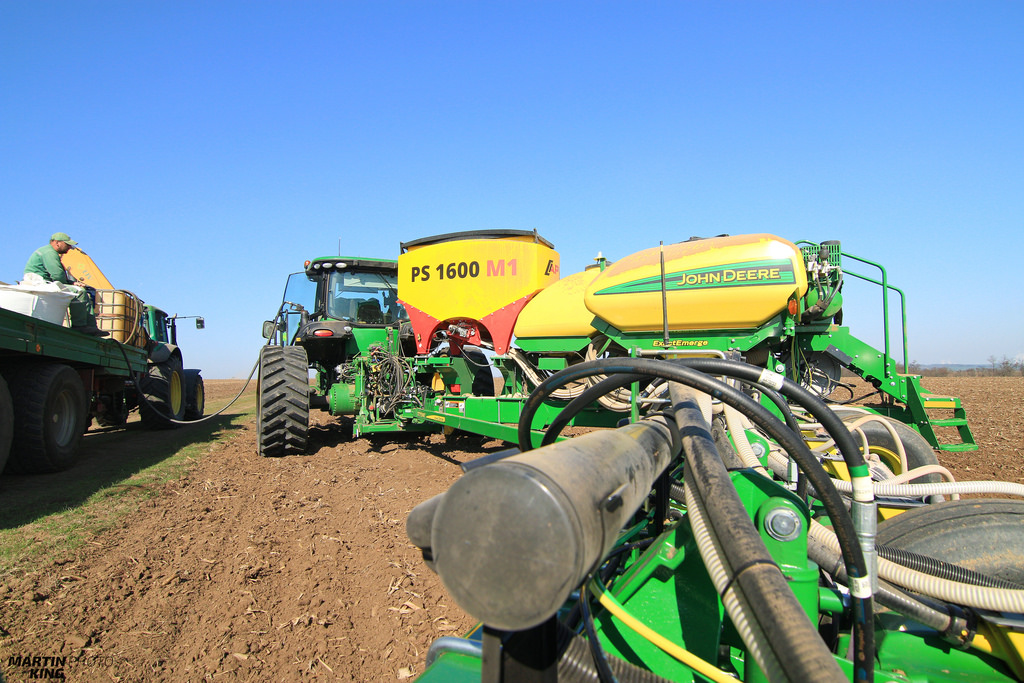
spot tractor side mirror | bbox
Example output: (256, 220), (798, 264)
(262, 320), (276, 339)
(195, 317), (205, 330)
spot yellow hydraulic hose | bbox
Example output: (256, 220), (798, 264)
(589, 579), (738, 683)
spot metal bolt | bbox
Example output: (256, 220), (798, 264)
(764, 508), (802, 542)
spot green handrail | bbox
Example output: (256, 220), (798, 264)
(796, 241), (910, 376)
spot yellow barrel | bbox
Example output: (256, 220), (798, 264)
(514, 266), (603, 339)
(398, 230), (559, 354)
(584, 234), (808, 332)
(94, 289), (147, 347)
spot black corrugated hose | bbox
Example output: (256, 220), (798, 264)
(517, 358), (873, 682)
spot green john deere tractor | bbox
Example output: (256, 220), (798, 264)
(89, 299), (206, 431)
(257, 256), (419, 456)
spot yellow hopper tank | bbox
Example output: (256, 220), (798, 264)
(514, 266), (604, 340)
(584, 234), (808, 332)
(398, 230), (558, 354)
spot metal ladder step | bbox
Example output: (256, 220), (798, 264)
(905, 376), (978, 451)
(922, 397), (959, 409)
(937, 443), (979, 453)
(930, 417), (970, 428)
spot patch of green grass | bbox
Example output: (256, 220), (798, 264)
(0, 397), (255, 580)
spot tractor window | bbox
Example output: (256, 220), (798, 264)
(148, 308), (171, 344)
(273, 272), (319, 345)
(325, 271), (407, 325)
(284, 272), (318, 314)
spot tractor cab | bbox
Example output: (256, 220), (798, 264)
(265, 256), (411, 372)
(317, 259), (406, 326)
(144, 305), (205, 347)
(145, 306), (174, 345)
(270, 257), (406, 338)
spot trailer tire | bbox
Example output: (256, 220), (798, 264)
(834, 409), (941, 484)
(257, 346), (309, 457)
(140, 356), (186, 429)
(4, 364), (88, 474)
(184, 370), (205, 420)
(0, 374), (13, 473)
(877, 499), (1024, 586)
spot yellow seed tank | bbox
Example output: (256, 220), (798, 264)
(398, 230), (559, 354)
(583, 234), (808, 332)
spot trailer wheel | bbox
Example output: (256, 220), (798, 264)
(140, 356), (186, 429)
(4, 364), (88, 473)
(184, 370), (205, 420)
(877, 499), (1024, 586)
(257, 346), (309, 457)
(0, 374), (13, 473)
(834, 409), (941, 484)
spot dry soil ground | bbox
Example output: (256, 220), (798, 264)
(0, 376), (1022, 682)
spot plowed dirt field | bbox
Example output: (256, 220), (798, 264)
(1, 376), (1022, 682)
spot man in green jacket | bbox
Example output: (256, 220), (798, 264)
(24, 232), (106, 336)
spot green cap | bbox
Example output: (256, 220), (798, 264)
(50, 232), (78, 246)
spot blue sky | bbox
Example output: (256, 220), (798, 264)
(3, 1), (1021, 378)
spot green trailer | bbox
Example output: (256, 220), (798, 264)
(0, 305), (147, 473)
(0, 298), (206, 474)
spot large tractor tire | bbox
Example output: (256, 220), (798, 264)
(140, 356), (186, 429)
(184, 369), (205, 421)
(0, 373), (13, 473)
(834, 409), (942, 484)
(877, 499), (1024, 586)
(257, 346), (309, 457)
(4, 363), (88, 474)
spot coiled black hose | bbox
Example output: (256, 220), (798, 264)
(517, 358), (873, 682)
(540, 373), (643, 447)
(878, 544), (1024, 591)
(667, 358), (867, 474)
(667, 386), (846, 682)
(669, 357), (876, 683)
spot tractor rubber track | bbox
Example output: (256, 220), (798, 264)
(257, 346), (310, 457)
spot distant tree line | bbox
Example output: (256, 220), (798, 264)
(896, 355), (1024, 377)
